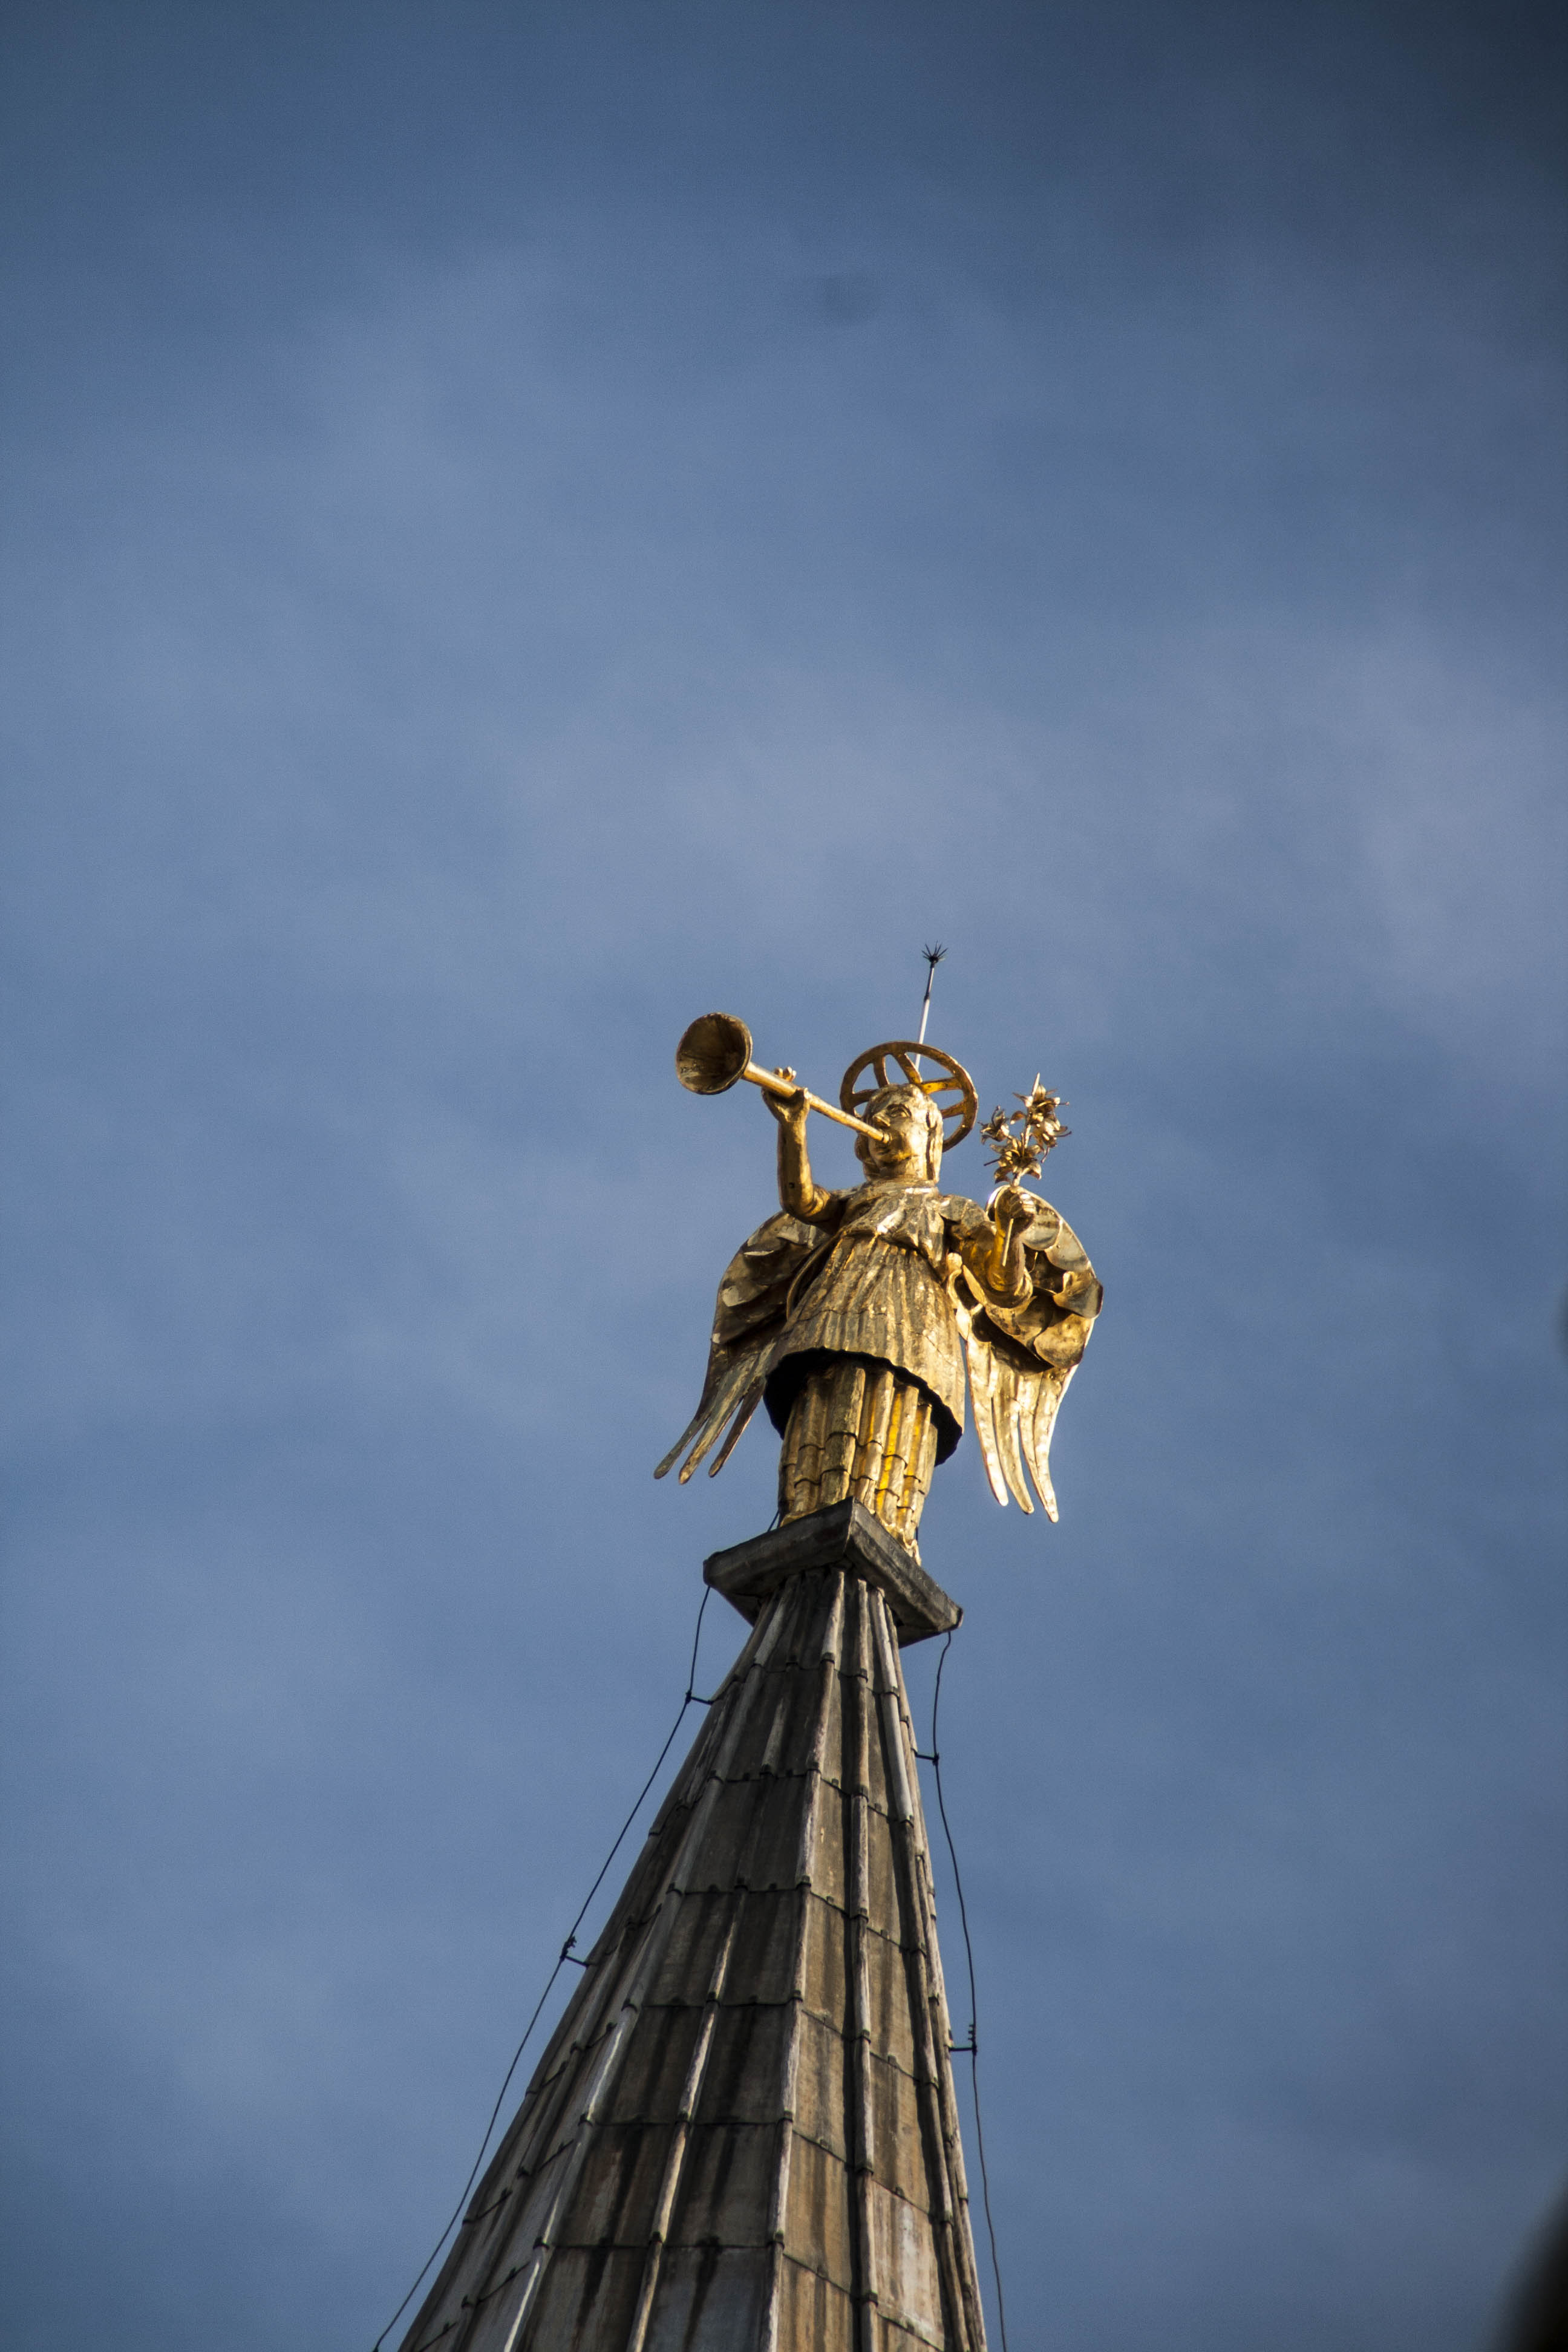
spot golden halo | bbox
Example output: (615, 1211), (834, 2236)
(839, 1041), (978, 1148)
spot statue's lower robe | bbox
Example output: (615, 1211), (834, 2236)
(399, 1565), (988, 2352)
(776, 1359), (941, 1553)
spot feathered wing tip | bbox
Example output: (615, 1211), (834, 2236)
(653, 1351), (770, 1483)
(653, 1410), (710, 1483)
(652, 1367), (725, 1480)
(963, 1325), (1013, 1511)
(705, 1379), (766, 1477)
(655, 1210), (835, 1487)
(1024, 1365), (1074, 1521)
(962, 1331), (1076, 1523)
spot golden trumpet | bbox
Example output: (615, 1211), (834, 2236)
(676, 1013), (888, 1140)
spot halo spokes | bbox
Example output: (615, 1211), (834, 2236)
(840, 1040), (978, 1148)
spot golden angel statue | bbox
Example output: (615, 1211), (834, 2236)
(657, 1018), (1102, 1557)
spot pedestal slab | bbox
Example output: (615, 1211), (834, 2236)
(705, 1500), (962, 1647)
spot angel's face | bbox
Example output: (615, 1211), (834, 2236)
(856, 1086), (942, 1184)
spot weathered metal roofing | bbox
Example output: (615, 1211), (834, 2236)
(399, 1509), (988, 2352)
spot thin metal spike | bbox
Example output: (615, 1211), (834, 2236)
(916, 941), (946, 1050)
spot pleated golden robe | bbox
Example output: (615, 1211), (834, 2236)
(764, 1181), (969, 1456)
(657, 1173), (1100, 1550)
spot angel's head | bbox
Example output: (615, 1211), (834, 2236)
(855, 1083), (944, 1184)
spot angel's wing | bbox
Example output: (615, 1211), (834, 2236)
(952, 1198), (1102, 1521)
(654, 1212), (834, 1484)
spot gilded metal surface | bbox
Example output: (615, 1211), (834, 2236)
(659, 1038), (1102, 1534)
(840, 1040), (978, 1148)
(777, 1362), (939, 1549)
(980, 1078), (1068, 1181)
(397, 1547), (988, 2352)
(676, 1011), (889, 1140)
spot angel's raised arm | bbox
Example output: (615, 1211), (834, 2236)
(763, 1074), (838, 1223)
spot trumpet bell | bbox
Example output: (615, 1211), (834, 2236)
(676, 1011), (753, 1096)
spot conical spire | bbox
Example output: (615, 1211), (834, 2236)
(399, 1503), (988, 2352)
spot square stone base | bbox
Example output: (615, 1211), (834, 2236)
(704, 1499), (962, 1647)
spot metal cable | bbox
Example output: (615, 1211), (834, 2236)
(370, 1584), (713, 2351)
(926, 1628), (1012, 2352)
(374, 1583), (1008, 2351)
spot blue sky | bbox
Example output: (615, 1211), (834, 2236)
(1, 5), (1564, 2347)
